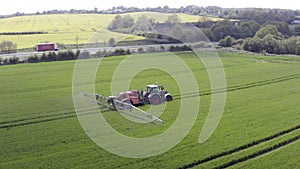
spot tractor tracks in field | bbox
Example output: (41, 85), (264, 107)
(0, 113), (76, 129)
(46, 14), (58, 32)
(213, 135), (300, 169)
(176, 73), (300, 168)
(1, 74), (299, 129)
(0, 63), (269, 97)
(0, 107), (110, 129)
(173, 73), (300, 100)
(0, 111), (75, 127)
(179, 124), (300, 169)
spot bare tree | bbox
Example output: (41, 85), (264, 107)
(108, 37), (116, 47)
(0, 41), (17, 54)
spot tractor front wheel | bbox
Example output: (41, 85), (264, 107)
(166, 95), (173, 102)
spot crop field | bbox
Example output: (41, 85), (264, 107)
(0, 51), (300, 168)
(0, 12), (220, 49)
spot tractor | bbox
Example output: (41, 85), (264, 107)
(108, 84), (173, 107)
(143, 84), (173, 105)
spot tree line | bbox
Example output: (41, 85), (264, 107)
(2, 5), (298, 23)
(0, 44), (198, 66)
(221, 8), (297, 24)
(107, 14), (157, 34)
(107, 13), (300, 55)
(201, 19), (300, 41)
(217, 25), (300, 55)
(242, 25), (300, 55)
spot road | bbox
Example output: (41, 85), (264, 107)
(0, 44), (182, 59)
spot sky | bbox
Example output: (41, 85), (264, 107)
(0, 0), (299, 15)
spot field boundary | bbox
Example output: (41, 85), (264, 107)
(0, 31), (48, 35)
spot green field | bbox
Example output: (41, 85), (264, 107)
(0, 12), (221, 49)
(0, 51), (299, 168)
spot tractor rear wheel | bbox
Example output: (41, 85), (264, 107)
(149, 94), (162, 105)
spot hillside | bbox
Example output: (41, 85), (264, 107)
(0, 12), (221, 49)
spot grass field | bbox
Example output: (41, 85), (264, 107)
(0, 12), (221, 49)
(0, 51), (299, 168)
